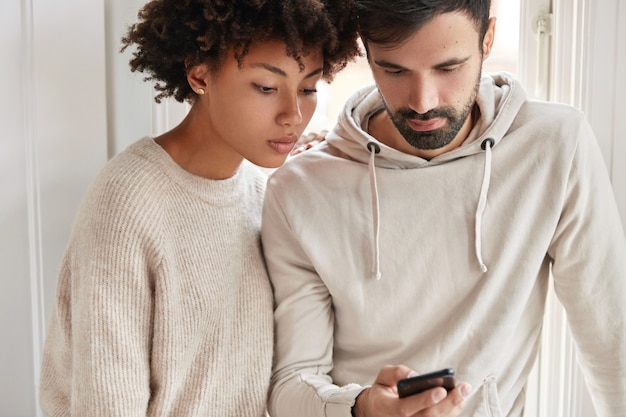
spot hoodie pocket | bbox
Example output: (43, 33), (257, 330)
(465, 375), (503, 417)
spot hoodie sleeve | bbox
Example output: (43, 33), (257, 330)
(262, 182), (366, 417)
(548, 115), (626, 416)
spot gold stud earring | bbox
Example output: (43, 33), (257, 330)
(197, 88), (205, 95)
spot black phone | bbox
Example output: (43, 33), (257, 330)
(396, 368), (456, 398)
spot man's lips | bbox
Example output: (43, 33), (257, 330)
(407, 117), (446, 132)
(268, 136), (297, 154)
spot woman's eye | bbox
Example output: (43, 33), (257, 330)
(255, 84), (275, 93)
(301, 88), (318, 95)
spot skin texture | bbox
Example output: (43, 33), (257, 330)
(156, 40), (323, 180)
(367, 12), (496, 161)
(353, 11), (496, 417)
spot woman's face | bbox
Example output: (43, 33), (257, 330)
(200, 39), (324, 169)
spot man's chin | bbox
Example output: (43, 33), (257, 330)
(398, 128), (445, 150)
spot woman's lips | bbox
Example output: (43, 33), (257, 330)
(268, 136), (297, 154)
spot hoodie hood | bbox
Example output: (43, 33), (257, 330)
(327, 72), (525, 168)
(326, 72), (526, 279)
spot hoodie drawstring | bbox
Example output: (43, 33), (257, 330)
(366, 138), (493, 278)
(367, 142), (382, 280)
(475, 138), (494, 273)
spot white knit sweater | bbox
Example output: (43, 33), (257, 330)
(40, 137), (273, 417)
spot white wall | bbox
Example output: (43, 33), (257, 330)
(0, 0), (624, 415)
(608, 2), (626, 224)
(1, 4), (37, 415)
(106, 0), (190, 156)
(1, 0), (107, 415)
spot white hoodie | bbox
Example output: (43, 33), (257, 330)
(261, 73), (626, 417)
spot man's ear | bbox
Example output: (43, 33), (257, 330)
(187, 63), (210, 96)
(359, 35), (370, 61)
(482, 17), (497, 60)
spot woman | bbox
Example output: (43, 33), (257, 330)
(39, 0), (360, 415)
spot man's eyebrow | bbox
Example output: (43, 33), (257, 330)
(372, 60), (407, 70)
(373, 56), (471, 70)
(433, 56), (471, 68)
(250, 63), (324, 79)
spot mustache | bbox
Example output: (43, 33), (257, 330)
(396, 107), (455, 120)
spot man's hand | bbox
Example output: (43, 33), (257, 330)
(352, 365), (471, 417)
(291, 130), (328, 155)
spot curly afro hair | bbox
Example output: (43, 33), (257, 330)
(121, 0), (362, 103)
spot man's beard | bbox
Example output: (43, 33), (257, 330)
(382, 76), (480, 151)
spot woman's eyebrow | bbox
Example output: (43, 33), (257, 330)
(250, 63), (324, 79)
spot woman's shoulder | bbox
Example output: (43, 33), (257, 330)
(77, 138), (169, 222)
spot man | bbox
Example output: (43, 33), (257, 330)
(261, 1), (626, 416)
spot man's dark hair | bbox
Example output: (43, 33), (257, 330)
(355, 0), (491, 48)
(121, 0), (361, 103)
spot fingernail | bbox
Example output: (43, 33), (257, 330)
(432, 389), (446, 402)
(460, 384), (472, 399)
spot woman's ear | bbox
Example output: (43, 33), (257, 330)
(187, 63), (210, 96)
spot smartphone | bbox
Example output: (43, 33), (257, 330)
(396, 368), (456, 398)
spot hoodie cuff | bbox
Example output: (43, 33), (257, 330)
(324, 384), (368, 417)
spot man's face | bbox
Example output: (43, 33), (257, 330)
(366, 12), (495, 158)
